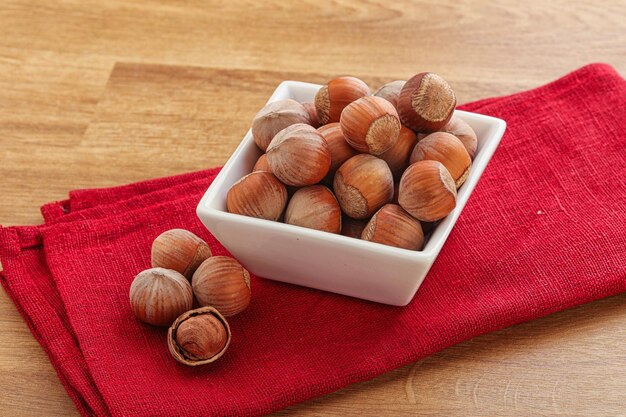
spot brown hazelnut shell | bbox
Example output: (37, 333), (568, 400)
(410, 132), (471, 188)
(315, 76), (371, 124)
(284, 185), (342, 233)
(251, 99), (311, 151)
(167, 307), (231, 366)
(379, 126), (418, 180)
(442, 116), (478, 159)
(317, 122), (359, 176)
(192, 256), (251, 317)
(340, 95), (401, 155)
(151, 229), (212, 280)
(398, 72), (456, 133)
(398, 160), (457, 222)
(373, 80), (405, 110)
(362, 204), (424, 250)
(266, 123), (331, 186)
(333, 154), (394, 219)
(226, 171), (288, 221)
(302, 102), (321, 128)
(129, 267), (193, 327)
(252, 154), (271, 172)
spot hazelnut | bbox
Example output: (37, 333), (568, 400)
(362, 204), (424, 250)
(398, 72), (456, 133)
(379, 126), (418, 180)
(192, 256), (251, 317)
(317, 122), (358, 177)
(167, 307), (231, 366)
(284, 185), (342, 233)
(315, 76), (370, 124)
(398, 160), (457, 222)
(129, 267), (193, 327)
(266, 123), (331, 186)
(340, 96), (401, 155)
(151, 229), (212, 279)
(333, 154), (393, 219)
(252, 154), (271, 172)
(226, 171), (288, 221)
(340, 216), (368, 239)
(302, 102), (321, 128)
(442, 115), (478, 159)
(252, 99), (311, 151)
(373, 80), (405, 110)
(410, 132), (471, 188)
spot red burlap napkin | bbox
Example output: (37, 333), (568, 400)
(1, 63), (625, 417)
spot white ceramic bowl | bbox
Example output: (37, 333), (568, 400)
(197, 81), (506, 306)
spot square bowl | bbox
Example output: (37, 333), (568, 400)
(197, 81), (506, 306)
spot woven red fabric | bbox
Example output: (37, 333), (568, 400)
(1, 63), (625, 417)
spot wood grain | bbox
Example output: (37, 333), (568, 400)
(0, 0), (625, 416)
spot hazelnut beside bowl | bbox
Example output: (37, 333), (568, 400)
(129, 267), (193, 327)
(167, 307), (231, 366)
(151, 229), (212, 280)
(192, 256), (251, 317)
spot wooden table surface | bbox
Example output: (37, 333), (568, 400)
(1, 1), (625, 415)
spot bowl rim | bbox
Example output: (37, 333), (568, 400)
(197, 80), (506, 263)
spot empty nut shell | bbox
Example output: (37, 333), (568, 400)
(398, 72), (456, 133)
(284, 185), (342, 233)
(362, 204), (424, 250)
(333, 154), (394, 219)
(226, 171), (288, 221)
(410, 132), (471, 188)
(167, 307), (231, 366)
(151, 229), (212, 279)
(442, 115), (478, 159)
(192, 256), (251, 317)
(251, 99), (311, 151)
(315, 76), (371, 124)
(266, 123), (331, 186)
(379, 126), (418, 180)
(340, 95), (401, 155)
(398, 160), (457, 222)
(373, 80), (405, 110)
(129, 267), (193, 327)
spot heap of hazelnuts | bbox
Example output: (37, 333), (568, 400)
(227, 73), (477, 251)
(129, 229), (251, 366)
